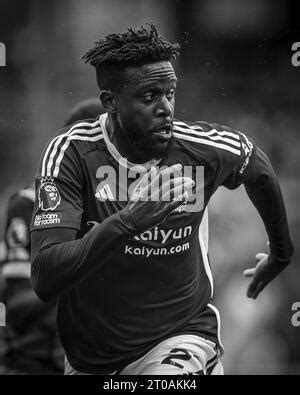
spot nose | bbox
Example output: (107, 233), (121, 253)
(155, 95), (173, 119)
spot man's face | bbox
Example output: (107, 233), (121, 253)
(115, 61), (177, 161)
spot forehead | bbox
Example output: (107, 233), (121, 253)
(124, 61), (177, 90)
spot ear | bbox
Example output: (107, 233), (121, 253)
(99, 90), (117, 113)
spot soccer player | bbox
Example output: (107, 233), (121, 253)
(30, 24), (293, 375)
(0, 98), (105, 374)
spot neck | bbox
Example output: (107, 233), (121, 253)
(105, 113), (153, 163)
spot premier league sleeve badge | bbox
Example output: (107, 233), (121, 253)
(38, 177), (61, 211)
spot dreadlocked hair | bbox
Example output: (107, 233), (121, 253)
(82, 23), (180, 91)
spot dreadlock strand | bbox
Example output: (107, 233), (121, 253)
(82, 24), (180, 89)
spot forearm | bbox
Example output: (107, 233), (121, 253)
(244, 150), (294, 263)
(31, 211), (134, 302)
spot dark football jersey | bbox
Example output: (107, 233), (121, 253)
(30, 114), (256, 373)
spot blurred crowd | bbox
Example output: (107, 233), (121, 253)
(0, 0), (299, 374)
(0, 98), (105, 374)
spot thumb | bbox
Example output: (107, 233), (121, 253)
(243, 268), (255, 278)
(255, 253), (267, 262)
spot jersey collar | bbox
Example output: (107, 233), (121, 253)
(99, 113), (161, 172)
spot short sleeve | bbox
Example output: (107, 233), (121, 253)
(30, 136), (83, 231)
(201, 123), (258, 190)
(221, 132), (257, 189)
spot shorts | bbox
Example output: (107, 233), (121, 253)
(65, 334), (223, 375)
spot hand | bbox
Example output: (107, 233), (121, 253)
(120, 164), (194, 234)
(243, 251), (290, 299)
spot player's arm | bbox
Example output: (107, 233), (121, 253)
(31, 212), (135, 302)
(242, 147), (294, 299)
(206, 123), (294, 299)
(31, 166), (193, 302)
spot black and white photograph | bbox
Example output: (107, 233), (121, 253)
(0, 0), (299, 377)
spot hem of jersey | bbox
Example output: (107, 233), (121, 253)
(207, 303), (224, 353)
(64, 307), (222, 375)
(65, 329), (222, 376)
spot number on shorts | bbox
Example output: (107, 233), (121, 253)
(161, 348), (192, 369)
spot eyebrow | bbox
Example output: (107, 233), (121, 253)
(138, 78), (177, 91)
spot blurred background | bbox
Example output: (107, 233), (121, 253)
(0, 0), (299, 374)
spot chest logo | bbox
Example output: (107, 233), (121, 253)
(95, 183), (115, 201)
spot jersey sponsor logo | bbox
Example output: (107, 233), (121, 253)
(33, 212), (61, 227)
(124, 241), (190, 258)
(38, 178), (61, 211)
(125, 226), (193, 257)
(134, 225), (192, 244)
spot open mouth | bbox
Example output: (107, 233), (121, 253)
(152, 125), (172, 141)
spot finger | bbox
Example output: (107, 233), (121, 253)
(161, 183), (191, 202)
(243, 268), (255, 278)
(151, 177), (192, 201)
(149, 164), (186, 199)
(247, 277), (265, 298)
(251, 281), (266, 299)
(153, 164), (183, 189)
(255, 253), (268, 262)
(163, 192), (187, 215)
(160, 177), (194, 200)
(246, 277), (260, 298)
(158, 163), (183, 180)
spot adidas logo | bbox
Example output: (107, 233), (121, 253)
(95, 184), (115, 201)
